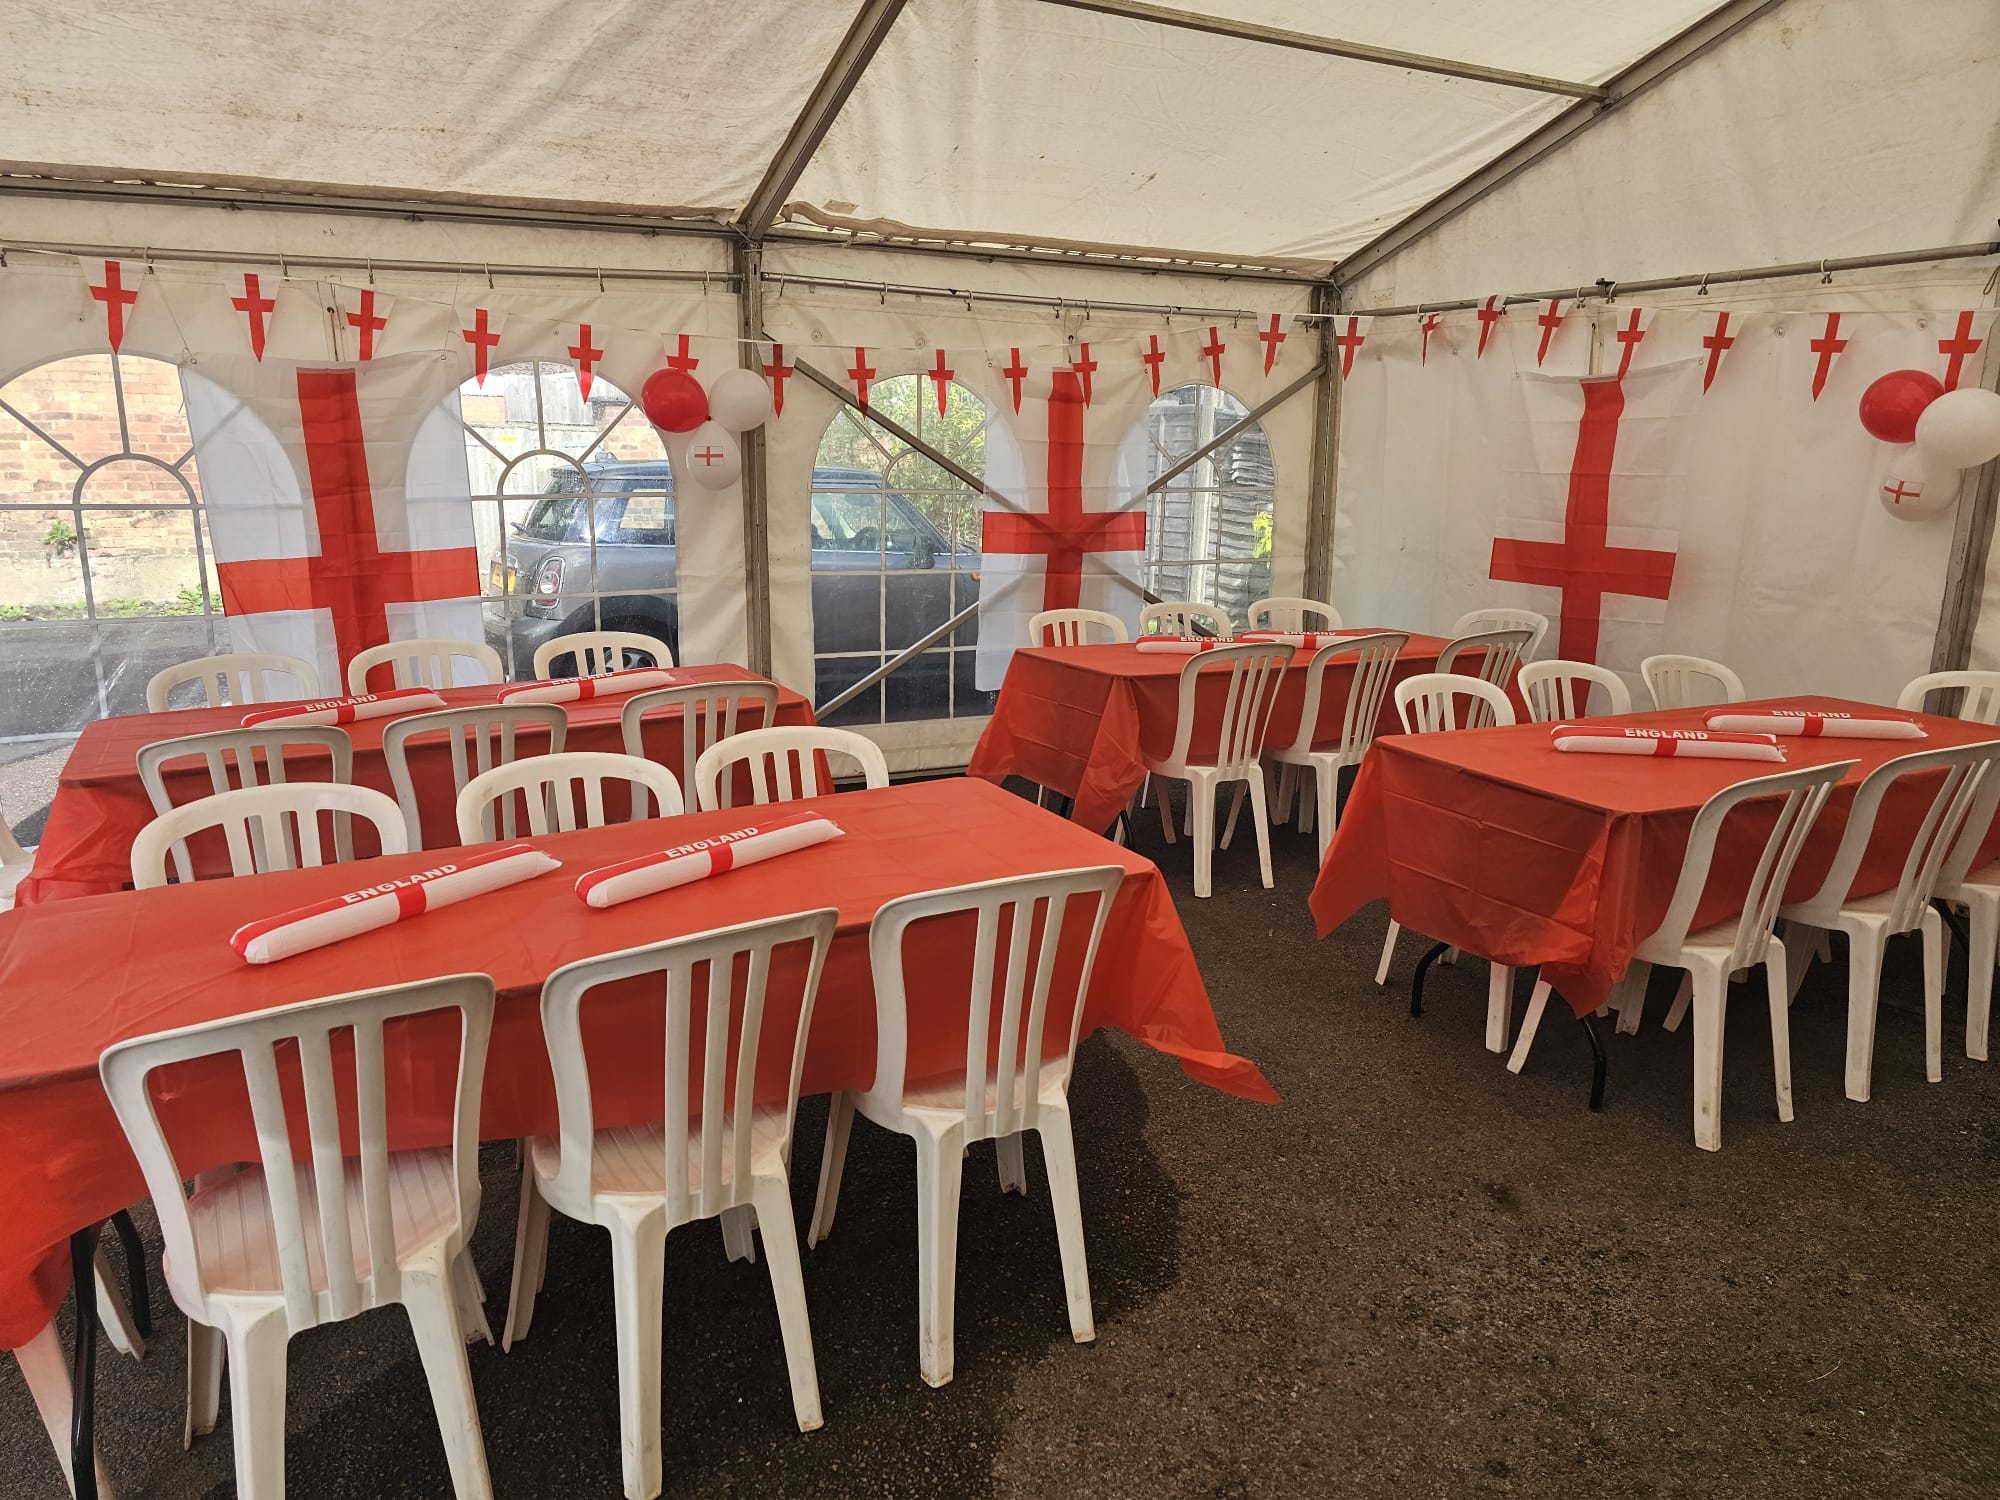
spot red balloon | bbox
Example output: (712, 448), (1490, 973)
(641, 369), (709, 433)
(1859, 369), (1945, 444)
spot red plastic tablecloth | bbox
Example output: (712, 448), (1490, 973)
(968, 634), (1491, 834)
(16, 664), (813, 905)
(1309, 696), (2000, 1016)
(0, 776), (1272, 1348)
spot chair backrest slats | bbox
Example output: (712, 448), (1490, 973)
(1164, 643), (1290, 772)
(1641, 653), (1747, 711)
(1435, 628), (1532, 727)
(1898, 669), (2000, 724)
(385, 704), (567, 849)
(1291, 632), (1407, 761)
(145, 652), (322, 713)
(1140, 601), (1232, 639)
(345, 637), (502, 695)
(131, 781), (407, 890)
(139, 727), (354, 884)
(621, 681), (781, 815)
(454, 750), (680, 843)
(692, 726), (889, 811)
(1518, 659), (1633, 723)
(1448, 608), (1548, 660)
(100, 975), (494, 1331)
(1028, 608), (1129, 646)
(531, 630), (672, 680)
(1393, 673), (1517, 735)
(1247, 596), (1341, 632)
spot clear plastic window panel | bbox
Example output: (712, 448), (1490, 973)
(1141, 383), (1275, 625)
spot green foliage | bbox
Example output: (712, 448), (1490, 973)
(0, 584), (207, 622)
(815, 375), (987, 540)
(0, 604), (28, 622)
(1253, 510), (1274, 560)
(41, 519), (76, 557)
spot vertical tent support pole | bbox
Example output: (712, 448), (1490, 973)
(1930, 344), (2000, 676)
(735, 240), (774, 677)
(1303, 284), (1340, 602)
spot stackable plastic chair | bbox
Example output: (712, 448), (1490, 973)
(1448, 607), (1548, 661)
(1246, 596), (1342, 632)
(620, 679), (781, 781)
(145, 652), (320, 712)
(1028, 608), (1128, 646)
(808, 866), (1122, 1389)
(1776, 742), (2000, 1100)
(1898, 669), (2000, 724)
(455, 751), (683, 841)
(1510, 761), (1854, 1149)
(503, 910), (838, 1500)
(1143, 642), (1290, 898)
(345, 637), (503, 695)
(530, 630), (671, 678)
(1265, 632), (1407, 860)
(1935, 767), (2000, 1066)
(1, 808), (35, 910)
(131, 782), (408, 890)
(137, 727), (353, 884)
(383, 703), (568, 849)
(691, 726), (889, 811)
(1435, 627), (1533, 727)
(1518, 659), (1633, 723)
(1139, 601), (1232, 639)
(100, 974), (499, 1498)
(1641, 653), (1746, 711)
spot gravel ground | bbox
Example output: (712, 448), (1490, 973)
(4, 783), (1999, 1497)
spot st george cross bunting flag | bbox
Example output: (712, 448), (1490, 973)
(180, 353), (484, 691)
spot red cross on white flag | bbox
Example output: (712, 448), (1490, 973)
(847, 347), (877, 409)
(1002, 348), (1029, 413)
(929, 349), (954, 414)
(1070, 342), (1097, 406)
(460, 306), (507, 386)
(1335, 316), (1369, 379)
(1420, 313), (1442, 367)
(334, 286), (393, 362)
(1140, 335), (1166, 398)
(1258, 314), (1287, 375)
(231, 272), (278, 362)
(1534, 298), (1567, 367)
(666, 334), (701, 374)
(84, 259), (145, 352)
(1699, 310), (1736, 394)
(1200, 326), (1227, 386)
(565, 322), (604, 401)
(1938, 310), (1985, 391)
(1808, 312), (1848, 401)
(1475, 296), (1507, 359)
(1609, 306), (1652, 380)
(761, 342), (794, 417)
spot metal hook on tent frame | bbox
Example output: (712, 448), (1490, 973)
(597, 267), (607, 293)
(141, 246), (154, 275)
(0, 244), (9, 268)
(365, 257), (374, 286)
(1696, 273), (1710, 297)
(880, 281), (888, 306)
(1573, 286), (1588, 310)
(277, 252), (288, 280)
(483, 261), (493, 291)
(1598, 278), (1617, 304)
(1820, 259), (1833, 285)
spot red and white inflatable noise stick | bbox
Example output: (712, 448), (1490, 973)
(1704, 709), (1926, 740)
(498, 668), (681, 704)
(229, 842), (562, 964)
(1238, 630), (1370, 648)
(240, 687), (445, 728)
(1550, 726), (1784, 762)
(574, 811), (843, 909)
(1136, 637), (1231, 654)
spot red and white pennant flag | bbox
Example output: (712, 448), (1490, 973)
(460, 305), (508, 386)
(83, 259), (146, 352)
(334, 285), (393, 362)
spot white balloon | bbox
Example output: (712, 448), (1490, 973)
(1915, 386), (2000, 471)
(683, 422), (741, 490)
(1877, 464), (1960, 521)
(707, 366), (774, 432)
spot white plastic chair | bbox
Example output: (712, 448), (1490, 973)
(620, 679), (781, 779)
(1028, 608), (1129, 646)
(1448, 608), (1549, 661)
(691, 726), (889, 811)
(145, 653), (320, 712)
(14, 1320), (116, 1497)
(1898, 669), (2000, 724)
(345, 637), (503, 695)
(1518, 659), (1634, 723)
(530, 630), (672, 679)
(1139, 601), (1232, 639)
(1435, 628), (1533, 727)
(130, 782), (408, 890)
(1641, 653), (1747, 711)
(1935, 764), (2000, 1066)
(383, 703), (568, 849)
(1, 807), (35, 910)
(1510, 761), (1855, 1150)
(455, 751), (683, 842)
(1266, 632), (1408, 861)
(1246, 596), (1342, 632)
(1777, 741), (2000, 1100)
(137, 727), (353, 884)
(1143, 642), (1290, 898)
(100, 974), (498, 1498)
(807, 866), (1123, 1388)
(503, 910), (838, 1500)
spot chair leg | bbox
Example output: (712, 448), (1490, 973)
(93, 1249), (144, 1361)
(1246, 769), (1274, 890)
(1271, 761), (1295, 822)
(914, 1123), (966, 1388)
(749, 1176), (824, 1433)
(1154, 777), (1177, 845)
(1780, 920), (1819, 1003)
(1922, 907), (1945, 1085)
(1843, 926), (1886, 1103)
(403, 1261), (495, 1500)
(807, 1092), (855, 1249)
(1663, 973), (1693, 1032)
(1966, 894), (1998, 1062)
(1296, 768), (1314, 836)
(1375, 922), (1400, 987)
(1484, 964), (1515, 1053)
(222, 1311), (291, 1500)
(501, 1165), (551, 1351)
(1689, 968), (1727, 1152)
(453, 1251), (493, 1346)
(995, 1132), (1027, 1195)
(1137, 773), (1151, 810)
(1765, 941), (1795, 1124)
(1507, 979), (1553, 1074)
(1218, 782), (1246, 850)
(607, 1217), (669, 1500)
(1313, 763), (1338, 864)
(1190, 776), (1216, 899)
(15, 1320), (116, 1499)
(186, 1320), (224, 1449)
(720, 1206), (759, 1265)
(1036, 1107), (1095, 1345)
(1609, 962), (1649, 1035)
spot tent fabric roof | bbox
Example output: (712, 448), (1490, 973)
(0, 0), (1722, 266)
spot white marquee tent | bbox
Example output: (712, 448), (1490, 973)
(0, 0), (1996, 770)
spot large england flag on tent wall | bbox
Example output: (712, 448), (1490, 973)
(182, 353), (482, 692)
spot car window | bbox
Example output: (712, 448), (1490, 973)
(812, 491), (885, 550)
(597, 491), (675, 545)
(885, 495), (934, 554)
(518, 493), (585, 541)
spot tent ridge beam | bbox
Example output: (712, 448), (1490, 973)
(1035, 0), (1605, 99)
(1332, 0), (1789, 291)
(739, 0), (908, 241)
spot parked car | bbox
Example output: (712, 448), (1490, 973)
(485, 461), (981, 716)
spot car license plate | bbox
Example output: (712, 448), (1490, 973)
(490, 560), (516, 592)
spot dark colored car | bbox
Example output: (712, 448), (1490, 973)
(485, 461), (980, 713)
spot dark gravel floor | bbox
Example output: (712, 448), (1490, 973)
(7, 784), (2000, 1497)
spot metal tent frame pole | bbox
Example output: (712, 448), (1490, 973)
(1303, 285), (1341, 603)
(734, 240), (774, 677)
